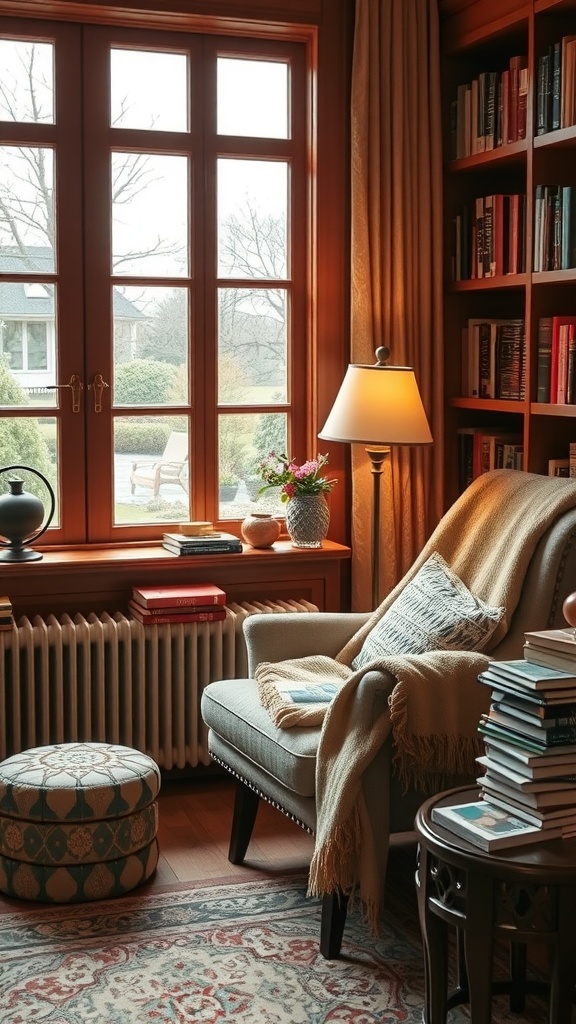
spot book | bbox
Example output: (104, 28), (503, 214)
(524, 626), (576, 656)
(536, 316), (553, 401)
(128, 605), (227, 626)
(478, 717), (576, 755)
(127, 600), (227, 620)
(478, 659), (576, 688)
(477, 754), (576, 789)
(483, 740), (576, 779)
(479, 773), (576, 809)
(523, 643), (576, 675)
(162, 540), (242, 556)
(482, 791), (576, 828)
(131, 584), (227, 610)
(490, 687), (576, 719)
(163, 531), (237, 546)
(482, 708), (576, 747)
(430, 800), (562, 851)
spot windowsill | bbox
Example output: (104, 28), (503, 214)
(2, 540), (352, 618)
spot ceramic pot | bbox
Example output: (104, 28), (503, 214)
(241, 512), (281, 548)
(285, 494), (330, 548)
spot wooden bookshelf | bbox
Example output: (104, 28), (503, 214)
(439, 0), (576, 506)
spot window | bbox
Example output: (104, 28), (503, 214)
(0, 21), (310, 543)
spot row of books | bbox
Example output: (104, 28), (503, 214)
(461, 317), (525, 400)
(449, 55), (528, 160)
(536, 315), (576, 404)
(129, 583), (227, 625)
(161, 531), (242, 557)
(433, 627), (576, 851)
(536, 36), (576, 136)
(457, 428), (523, 493)
(533, 184), (576, 272)
(0, 596), (14, 632)
(451, 193), (526, 282)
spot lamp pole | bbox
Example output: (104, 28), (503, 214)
(366, 445), (390, 610)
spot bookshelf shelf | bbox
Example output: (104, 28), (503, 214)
(440, 0), (576, 504)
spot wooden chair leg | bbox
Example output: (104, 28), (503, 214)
(320, 889), (349, 960)
(228, 779), (260, 864)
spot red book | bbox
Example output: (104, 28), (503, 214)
(131, 583), (226, 609)
(128, 602), (227, 625)
(550, 316), (576, 403)
(128, 600), (225, 618)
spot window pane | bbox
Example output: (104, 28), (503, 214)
(0, 39), (54, 124)
(218, 287), (287, 404)
(0, 420), (59, 528)
(218, 411), (286, 520)
(114, 416), (189, 525)
(0, 147), (55, 271)
(217, 58), (288, 139)
(110, 49), (188, 132)
(113, 286), (189, 407)
(217, 160), (287, 279)
(0, 282), (56, 407)
(111, 153), (188, 276)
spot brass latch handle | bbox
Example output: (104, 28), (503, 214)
(88, 374), (110, 413)
(46, 374), (84, 413)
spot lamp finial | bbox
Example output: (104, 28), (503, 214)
(374, 346), (390, 366)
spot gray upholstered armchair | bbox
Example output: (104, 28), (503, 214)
(201, 471), (576, 958)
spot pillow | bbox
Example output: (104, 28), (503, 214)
(350, 552), (504, 670)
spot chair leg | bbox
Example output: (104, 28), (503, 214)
(228, 779), (260, 864)
(320, 889), (349, 960)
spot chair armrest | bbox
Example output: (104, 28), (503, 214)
(243, 611), (370, 674)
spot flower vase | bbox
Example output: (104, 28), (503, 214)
(285, 494), (330, 548)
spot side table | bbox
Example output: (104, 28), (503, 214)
(415, 786), (576, 1024)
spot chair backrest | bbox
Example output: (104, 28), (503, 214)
(162, 431), (188, 462)
(492, 504), (576, 661)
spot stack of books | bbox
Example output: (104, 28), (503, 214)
(433, 647), (576, 851)
(162, 531), (242, 556)
(0, 596), (14, 632)
(129, 584), (227, 625)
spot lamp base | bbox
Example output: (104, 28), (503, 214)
(0, 546), (44, 562)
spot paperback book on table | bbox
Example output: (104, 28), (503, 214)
(431, 800), (564, 851)
(162, 533), (242, 556)
(132, 584), (227, 609)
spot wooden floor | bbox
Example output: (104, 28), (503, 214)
(151, 773), (316, 889)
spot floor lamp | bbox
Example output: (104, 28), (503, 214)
(319, 347), (433, 610)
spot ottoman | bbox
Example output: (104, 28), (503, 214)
(0, 741), (161, 903)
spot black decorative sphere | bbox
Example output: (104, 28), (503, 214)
(0, 466), (55, 562)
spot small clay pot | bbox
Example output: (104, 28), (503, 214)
(240, 512), (281, 548)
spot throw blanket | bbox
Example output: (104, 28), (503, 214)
(255, 469), (576, 927)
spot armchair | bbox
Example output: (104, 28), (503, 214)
(201, 470), (576, 958)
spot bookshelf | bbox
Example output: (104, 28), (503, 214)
(440, 0), (576, 507)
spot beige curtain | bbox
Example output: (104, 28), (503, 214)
(350, 0), (444, 610)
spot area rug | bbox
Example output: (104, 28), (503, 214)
(0, 848), (548, 1023)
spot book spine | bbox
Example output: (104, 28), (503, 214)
(132, 610), (227, 625)
(162, 543), (242, 555)
(133, 593), (226, 609)
(536, 316), (553, 402)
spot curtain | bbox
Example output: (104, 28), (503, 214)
(350, 0), (444, 610)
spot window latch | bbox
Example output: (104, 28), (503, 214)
(46, 374), (84, 413)
(88, 374), (110, 413)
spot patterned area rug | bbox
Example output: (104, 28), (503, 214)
(0, 847), (549, 1023)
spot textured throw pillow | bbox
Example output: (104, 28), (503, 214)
(351, 551), (504, 671)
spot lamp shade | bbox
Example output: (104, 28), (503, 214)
(318, 363), (433, 446)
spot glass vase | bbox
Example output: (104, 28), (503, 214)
(285, 494), (330, 548)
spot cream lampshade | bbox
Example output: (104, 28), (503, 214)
(319, 348), (433, 608)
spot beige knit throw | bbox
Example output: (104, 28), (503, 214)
(255, 469), (576, 927)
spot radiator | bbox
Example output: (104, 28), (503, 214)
(0, 599), (318, 769)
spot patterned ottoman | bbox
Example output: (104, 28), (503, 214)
(0, 741), (161, 903)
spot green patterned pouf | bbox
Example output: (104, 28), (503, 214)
(0, 742), (161, 903)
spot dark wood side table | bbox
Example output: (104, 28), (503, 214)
(414, 786), (576, 1024)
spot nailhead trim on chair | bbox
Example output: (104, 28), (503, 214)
(209, 750), (314, 835)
